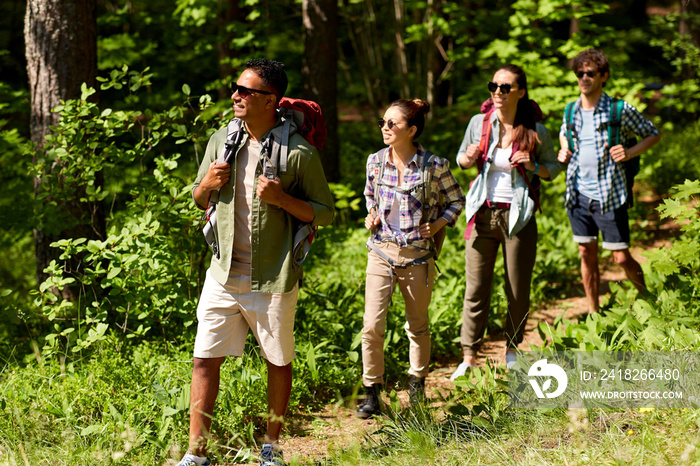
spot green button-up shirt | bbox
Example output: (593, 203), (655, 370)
(193, 120), (335, 292)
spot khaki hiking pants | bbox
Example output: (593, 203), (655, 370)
(460, 207), (538, 357)
(362, 242), (436, 387)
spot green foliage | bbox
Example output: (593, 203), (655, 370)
(28, 67), (222, 356)
(650, 11), (700, 118)
(639, 120), (700, 194)
(5, 0), (700, 463)
(535, 179), (700, 352)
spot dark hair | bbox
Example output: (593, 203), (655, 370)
(244, 58), (288, 100)
(572, 49), (610, 86)
(390, 98), (431, 140)
(497, 64), (541, 153)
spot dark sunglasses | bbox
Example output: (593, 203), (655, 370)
(487, 82), (514, 94)
(575, 70), (598, 79)
(231, 83), (275, 99)
(377, 118), (400, 130)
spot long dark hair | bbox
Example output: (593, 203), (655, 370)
(498, 64), (541, 153)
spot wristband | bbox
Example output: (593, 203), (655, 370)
(533, 160), (540, 174)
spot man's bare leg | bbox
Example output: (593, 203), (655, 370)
(265, 361), (292, 443)
(612, 248), (646, 293)
(579, 242), (600, 313)
(188, 356), (225, 457)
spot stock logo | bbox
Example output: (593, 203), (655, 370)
(528, 359), (568, 399)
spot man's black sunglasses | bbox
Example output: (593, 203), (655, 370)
(487, 82), (514, 94)
(231, 83), (275, 99)
(575, 70), (598, 79)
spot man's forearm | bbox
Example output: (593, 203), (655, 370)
(193, 184), (212, 210)
(627, 134), (661, 160)
(277, 194), (315, 224)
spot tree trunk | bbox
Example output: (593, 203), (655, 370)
(392, 0), (411, 99)
(217, 0), (245, 101)
(426, 0), (435, 110)
(680, 0), (700, 48)
(302, 0), (340, 182)
(25, 0), (104, 297)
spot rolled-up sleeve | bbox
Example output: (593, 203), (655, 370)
(298, 147), (335, 227)
(623, 102), (659, 139)
(456, 115), (483, 168)
(535, 123), (562, 181)
(364, 151), (380, 213)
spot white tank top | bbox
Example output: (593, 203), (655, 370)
(486, 147), (513, 203)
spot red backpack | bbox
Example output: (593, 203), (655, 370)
(279, 97), (327, 150)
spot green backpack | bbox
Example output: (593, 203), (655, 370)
(565, 98), (639, 206)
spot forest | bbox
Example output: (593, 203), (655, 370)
(2, 0), (700, 464)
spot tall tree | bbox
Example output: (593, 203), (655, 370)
(25, 0), (104, 296)
(216, 0), (246, 101)
(302, 0), (340, 182)
(392, 0), (410, 99)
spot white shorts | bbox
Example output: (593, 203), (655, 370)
(193, 270), (298, 366)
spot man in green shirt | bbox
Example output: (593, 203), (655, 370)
(178, 59), (334, 466)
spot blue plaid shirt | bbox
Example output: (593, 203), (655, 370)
(560, 93), (659, 213)
(365, 145), (465, 247)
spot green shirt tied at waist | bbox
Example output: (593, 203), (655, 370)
(192, 121), (335, 293)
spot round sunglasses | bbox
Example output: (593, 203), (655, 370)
(377, 118), (403, 130)
(487, 81), (516, 94)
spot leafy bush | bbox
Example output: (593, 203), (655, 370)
(538, 179), (700, 352)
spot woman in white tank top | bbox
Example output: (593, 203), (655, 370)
(451, 64), (561, 379)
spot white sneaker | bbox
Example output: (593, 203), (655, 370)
(506, 351), (517, 369)
(449, 362), (474, 381)
(176, 453), (211, 466)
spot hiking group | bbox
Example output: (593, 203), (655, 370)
(176, 48), (659, 466)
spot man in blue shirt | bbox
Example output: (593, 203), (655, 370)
(558, 49), (660, 313)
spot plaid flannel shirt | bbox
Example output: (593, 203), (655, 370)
(560, 93), (659, 213)
(365, 145), (465, 248)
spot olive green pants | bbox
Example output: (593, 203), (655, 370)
(460, 208), (538, 357)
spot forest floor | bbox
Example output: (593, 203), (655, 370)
(224, 194), (682, 466)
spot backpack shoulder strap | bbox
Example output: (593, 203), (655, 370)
(420, 150), (436, 224)
(262, 108), (301, 178)
(210, 119), (244, 203)
(372, 147), (388, 209)
(476, 111), (493, 172)
(565, 102), (577, 152)
(608, 98), (624, 147)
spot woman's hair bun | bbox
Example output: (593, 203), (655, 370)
(412, 98), (430, 115)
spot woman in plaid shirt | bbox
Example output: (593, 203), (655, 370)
(357, 99), (465, 418)
(450, 65), (562, 380)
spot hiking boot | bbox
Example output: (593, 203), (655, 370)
(408, 375), (426, 405)
(259, 443), (284, 466)
(356, 384), (382, 419)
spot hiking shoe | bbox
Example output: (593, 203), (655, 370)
(449, 361), (474, 381)
(259, 443), (284, 466)
(506, 351), (517, 369)
(408, 375), (426, 405)
(176, 453), (211, 466)
(356, 384), (382, 419)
